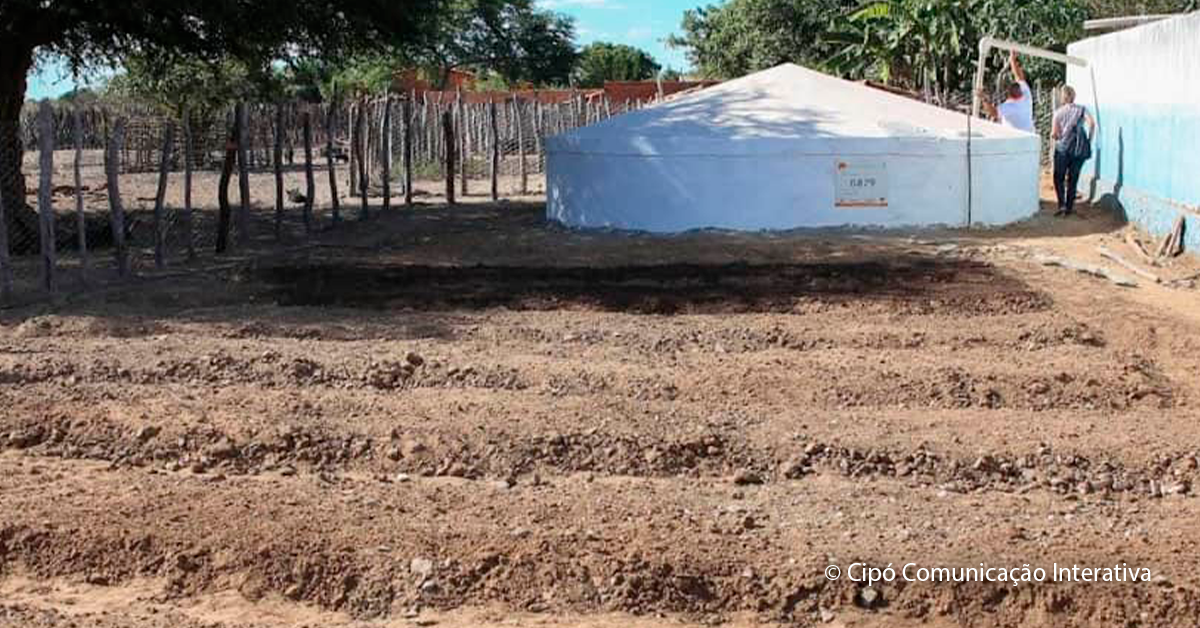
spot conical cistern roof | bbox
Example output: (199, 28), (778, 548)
(548, 63), (1031, 157)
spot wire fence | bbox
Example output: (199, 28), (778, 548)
(1, 81), (1062, 307)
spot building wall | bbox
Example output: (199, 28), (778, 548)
(1067, 13), (1200, 250)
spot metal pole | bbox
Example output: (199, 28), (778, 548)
(972, 37), (1089, 118)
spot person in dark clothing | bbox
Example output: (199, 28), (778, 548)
(1050, 85), (1096, 216)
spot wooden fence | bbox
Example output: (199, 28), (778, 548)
(3, 94), (651, 305)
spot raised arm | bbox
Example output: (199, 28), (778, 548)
(1010, 51), (1027, 84)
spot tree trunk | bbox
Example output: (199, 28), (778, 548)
(216, 115), (237, 254)
(0, 43), (39, 255)
(443, 110), (455, 206)
(235, 102), (251, 248)
(273, 104), (285, 241)
(325, 104), (341, 225)
(302, 110), (315, 234)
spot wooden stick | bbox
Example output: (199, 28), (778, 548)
(0, 164), (11, 301)
(37, 102), (57, 293)
(152, 121), (174, 270)
(382, 96), (393, 212)
(362, 100), (374, 199)
(216, 111), (237, 254)
(273, 104), (285, 240)
(515, 98), (528, 195)
(325, 104), (341, 225)
(1168, 217), (1185, 257)
(443, 110), (456, 205)
(302, 110), (315, 234)
(181, 109), (195, 261)
(1098, 246), (1161, 283)
(533, 101), (544, 174)
(1157, 216), (1185, 259)
(105, 117), (129, 277)
(72, 109), (90, 284)
(348, 103), (359, 204)
(235, 102), (251, 248)
(459, 99), (469, 197)
(489, 101), (500, 202)
(1124, 230), (1156, 266)
(357, 100), (369, 220)
(404, 97), (414, 207)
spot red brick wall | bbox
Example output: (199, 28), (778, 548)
(602, 81), (721, 103)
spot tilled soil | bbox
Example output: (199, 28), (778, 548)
(3, 201), (1200, 627)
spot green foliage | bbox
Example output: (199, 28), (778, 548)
(573, 42), (661, 87)
(660, 67), (685, 81)
(671, 0), (1088, 95)
(1082, 0), (1196, 17)
(411, 0), (578, 88)
(668, 0), (855, 79)
(1, 1), (440, 78)
(321, 55), (403, 100)
(105, 55), (280, 116)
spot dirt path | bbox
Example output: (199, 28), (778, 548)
(3, 196), (1200, 627)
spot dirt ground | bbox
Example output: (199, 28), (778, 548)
(4, 175), (1200, 627)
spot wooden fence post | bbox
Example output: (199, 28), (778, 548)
(382, 96), (392, 212)
(325, 104), (341, 225)
(515, 98), (528, 195)
(72, 109), (90, 284)
(0, 193), (9, 301)
(489, 101), (500, 202)
(459, 99), (469, 197)
(235, 102), (251, 247)
(182, 109), (195, 261)
(37, 102), (56, 293)
(105, 118), (129, 277)
(152, 121), (174, 270)
(273, 103), (285, 240)
(348, 105), (357, 195)
(216, 111), (237, 254)
(442, 110), (456, 205)
(0, 174), (10, 301)
(404, 97), (414, 207)
(533, 101), (545, 174)
(357, 100), (369, 220)
(302, 110), (315, 234)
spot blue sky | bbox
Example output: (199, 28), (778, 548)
(539, 0), (704, 71)
(27, 0), (707, 99)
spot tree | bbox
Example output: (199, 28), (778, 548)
(826, 0), (1086, 99)
(668, 0), (855, 79)
(1083, 0), (1196, 17)
(105, 55), (278, 118)
(411, 0), (578, 89)
(670, 0), (1087, 96)
(573, 42), (661, 88)
(0, 0), (437, 252)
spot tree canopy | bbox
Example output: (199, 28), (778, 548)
(573, 42), (662, 88)
(0, 0), (438, 225)
(1083, 0), (1196, 17)
(408, 0), (578, 88)
(668, 0), (855, 79)
(670, 0), (1088, 97)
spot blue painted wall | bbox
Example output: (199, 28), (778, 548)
(1068, 13), (1200, 251)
